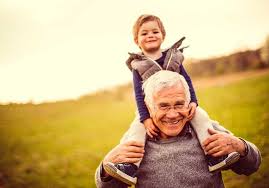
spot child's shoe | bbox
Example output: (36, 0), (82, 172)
(206, 152), (240, 172)
(103, 162), (138, 185)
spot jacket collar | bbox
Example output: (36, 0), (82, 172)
(125, 37), (187, 70)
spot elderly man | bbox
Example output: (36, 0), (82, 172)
(95, 71), (261, 188)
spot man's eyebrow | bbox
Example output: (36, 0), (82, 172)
(174, 100), (185, 105)
(158, 102), (169, 106)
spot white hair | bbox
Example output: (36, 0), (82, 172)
(142, 70), (191, 110)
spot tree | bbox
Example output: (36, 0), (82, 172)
(260, 35), (269, 66)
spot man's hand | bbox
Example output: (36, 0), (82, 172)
(202, 128), (246, 157)
(102, 141), (144, 177)
(188, 102), (197, 120)
(143, 118), (159, 138)
(103, 140), (144, 165)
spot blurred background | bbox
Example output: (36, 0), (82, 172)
(0, 0), (269, 187)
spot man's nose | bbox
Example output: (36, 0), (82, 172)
(166, 109), (179, 118)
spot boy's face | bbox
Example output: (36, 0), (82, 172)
(137, 21), (164, 53)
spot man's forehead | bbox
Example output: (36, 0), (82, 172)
(153, 85), (186, 101)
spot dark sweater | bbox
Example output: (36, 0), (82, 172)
(133, 51), (197, 122)
(95, 124), (261, 188)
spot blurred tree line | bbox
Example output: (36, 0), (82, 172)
(185, 35), (269, 78)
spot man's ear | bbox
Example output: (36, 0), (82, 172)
(145, 103), (153, 117)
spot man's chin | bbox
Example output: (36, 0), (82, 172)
(164, 128), (183, 138)
(161, 121), (186, 136)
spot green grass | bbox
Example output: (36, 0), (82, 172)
(0, 72), (268, 188)
(197, 74), (269, 188)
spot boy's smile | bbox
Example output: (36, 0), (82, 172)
(137, 21), (164, 55)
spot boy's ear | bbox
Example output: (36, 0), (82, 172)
(134, 38), (139, 45)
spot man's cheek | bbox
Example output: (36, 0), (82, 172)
(154, 112), (162, 121)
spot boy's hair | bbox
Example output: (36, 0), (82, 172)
(133, 14), (166, 44)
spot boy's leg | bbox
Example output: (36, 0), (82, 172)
(191, 107), (240, 172)
(190, 106), (213, 146)
(211, 120), (233, 135)
(104, 112), (146, 185)
(120, 113), (146, 167)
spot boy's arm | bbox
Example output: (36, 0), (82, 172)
(133, 70), (151, 122)
(179, 64), (198, 105)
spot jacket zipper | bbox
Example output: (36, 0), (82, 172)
(138, 51), (173, 71)
(146, 56), (163, 70)
(165, 52), (173, 70)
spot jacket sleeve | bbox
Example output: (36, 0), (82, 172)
(179, 64), (198, 105)
(230, 139), (261, 175)
(95, 163), (128, 188)
(133, 69), (150, 122)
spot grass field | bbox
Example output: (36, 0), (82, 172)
(0, 70), (268, 188)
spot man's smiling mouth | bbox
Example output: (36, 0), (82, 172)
(162, 119), (183, 126)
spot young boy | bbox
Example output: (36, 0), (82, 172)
(103, 14), (240, 186)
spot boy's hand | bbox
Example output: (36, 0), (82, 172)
(143, 118), (159, 138)
(188, 102), (197, 120)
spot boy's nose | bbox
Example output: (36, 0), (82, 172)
(148, 32), (154, 37)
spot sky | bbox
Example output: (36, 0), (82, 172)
(1, 0), (269, 104)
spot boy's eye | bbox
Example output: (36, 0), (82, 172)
(141, 33), (147, 36)
(153, 31), (159, 34)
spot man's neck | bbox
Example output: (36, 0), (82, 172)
(142, 49), (162, 60)
(157, 123), (190, 140)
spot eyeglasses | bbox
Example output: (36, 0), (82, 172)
(157, 104), (189, 113)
